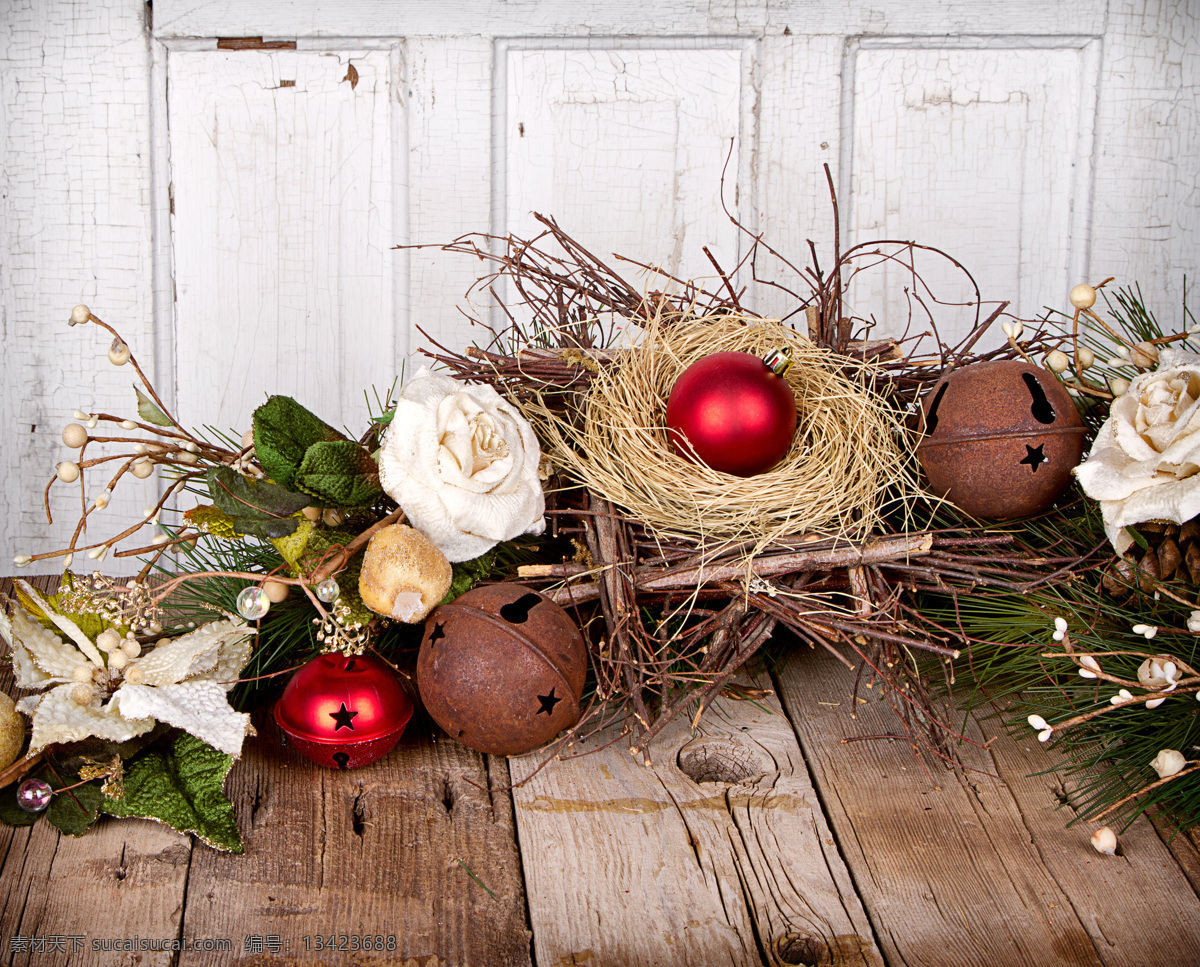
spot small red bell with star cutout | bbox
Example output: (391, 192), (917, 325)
(274, 653), (414, 769)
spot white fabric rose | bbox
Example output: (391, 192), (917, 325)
(378, 368), (546, 562)
(1074, 347), (1200, 553)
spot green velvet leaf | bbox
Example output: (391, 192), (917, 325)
(440, 550), (498, 606)
(294, 440), (383, 507)
(134, 386), (173, 427)
(230, 516), (300, 540)
(253, 395), (346, 491)
(206, 467), (308, 540)
(46, 780), (104, 836)
(0, 781), (39, 827)
(104, 733), (242, 853)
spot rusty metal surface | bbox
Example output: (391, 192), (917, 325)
(418, 584), (588, 756)
(916, 360), (1086, 519)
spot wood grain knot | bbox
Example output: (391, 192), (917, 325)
(676, 738), (774, 785)
(775, 932), (828, 965)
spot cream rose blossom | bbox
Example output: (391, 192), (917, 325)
(1074, 347), (1200, 553)
(378, 368), (545, 561)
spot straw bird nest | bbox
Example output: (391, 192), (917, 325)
(523, 311), (923, 549)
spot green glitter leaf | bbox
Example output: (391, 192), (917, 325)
(103, 732), (242, 853)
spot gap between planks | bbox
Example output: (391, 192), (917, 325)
(775, 643), (1200, 967)
(509, 662), (882, 967)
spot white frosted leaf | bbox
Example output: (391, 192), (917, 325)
(0, 601), (87, 686)
(135, 620), (253, 687)
(115, 681), (252, 757)
(27, 683), (155, 755)
(15, 580), (105, 668)
(187, 633), (253, 692)
(16, 694), (44, 716)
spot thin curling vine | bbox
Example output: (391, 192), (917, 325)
(13, 304), (254, 574)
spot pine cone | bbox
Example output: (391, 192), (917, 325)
(1121, 520), (1200, 586)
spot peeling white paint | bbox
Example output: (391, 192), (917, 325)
(1, 0), (157, 576)
(3, 1), (1199, 575)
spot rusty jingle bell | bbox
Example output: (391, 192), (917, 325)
(915, 359), (1086, 519)
(418, 584), (587, 756)
(274, 652), (414, 770)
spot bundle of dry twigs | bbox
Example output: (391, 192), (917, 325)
(416, 198), (1094, 768)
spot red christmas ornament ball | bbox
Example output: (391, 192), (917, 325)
(274, 652), (414, 770)
(665, 351), (798, 476)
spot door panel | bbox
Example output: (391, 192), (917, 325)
(169, 46), (401, 433)
(847, 42), (1097, 347)
(503, 45), (748, 304)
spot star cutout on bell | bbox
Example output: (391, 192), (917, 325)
(330, 702), (358, 731)
(428, 621), (446, 645)
(1020, 443), (1047, 472)
(536, 688), (562, 716)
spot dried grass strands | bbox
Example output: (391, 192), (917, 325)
(522, 310), (927, 550)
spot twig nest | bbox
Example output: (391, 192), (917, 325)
(359, 523), (453, 623)
(522, 311), (922, 546)
(0, 692), (25, 770)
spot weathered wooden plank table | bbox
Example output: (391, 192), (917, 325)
(3, 574), (1200, 967)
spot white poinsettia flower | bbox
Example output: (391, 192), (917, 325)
(377, 367), (546, 562)
(0, 580), (254, 758)
(1074, 348), (1200, 553)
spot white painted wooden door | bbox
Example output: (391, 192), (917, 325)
(4, 0), (1198, 573)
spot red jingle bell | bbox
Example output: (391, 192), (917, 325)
(665, 349), (798, 476)
(274, 652), (414, 770)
